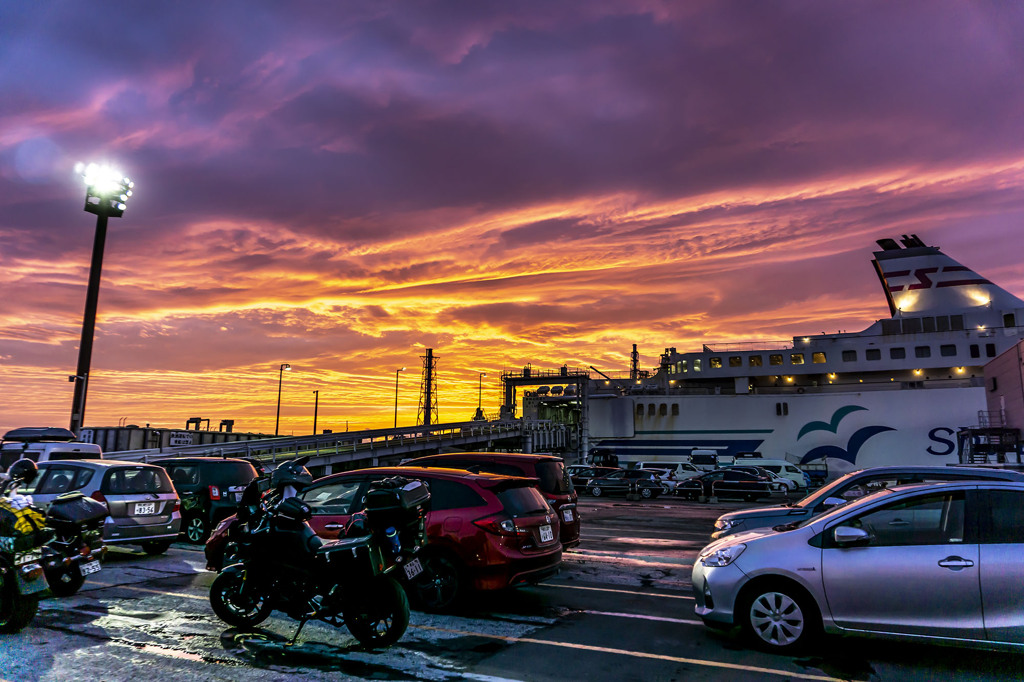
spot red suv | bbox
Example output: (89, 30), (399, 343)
(403, 453), (580, 548)
(206, 466), (562, 612)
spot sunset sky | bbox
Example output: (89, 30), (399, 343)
(2, 1), (1024, 437)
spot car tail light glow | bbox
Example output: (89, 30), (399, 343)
(173, 499), (181, 514)
(473, 513), (525, 536)
(209, 485), (221, 500)
(89, 490), (108, 510)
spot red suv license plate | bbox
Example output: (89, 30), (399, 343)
(540, 525), (554, 543)
(562, 508), (574, 522)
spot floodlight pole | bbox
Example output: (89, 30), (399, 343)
(69, 211), (109, 436)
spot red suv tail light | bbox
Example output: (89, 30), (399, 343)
(173, 499), (181, 513)
(90, 490), (108, 510)
(209, 485), (221, 500)
(473, 513), (527, 537)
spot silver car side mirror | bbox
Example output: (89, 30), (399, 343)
(823, 496), (846, 508)
(833, 525), (870, 546)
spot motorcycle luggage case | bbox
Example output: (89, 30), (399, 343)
(46, 492), (108, 534)
(365, 480), (429, 514)
(317, 535), (385, 577)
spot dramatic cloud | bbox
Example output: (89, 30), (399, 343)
(2, 1), (1023, 435)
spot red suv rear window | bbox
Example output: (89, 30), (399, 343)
(535, 461), (572, 494)
(496, 486), (549, 516)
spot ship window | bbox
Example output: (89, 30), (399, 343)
(951, 315), (965, 331)
(769, 354), (783, 366)
(790, 353), (805, 365)
(970, 344), (980, 359)
(729, 356), (742, 367)
(866, 349), (882, 361)
(648, 404), (656, 416)
(693, 359), (702, 372)
(922, 317), (936, 333)
(940, 344), (957, 357)
(749, 355), (763, 367)
(902, 318), (922, 334)
(710, 357), (722, 369)
(659, 403), (667, 416)
(675, 362), (682, 374)
(986, 343), (996, 357)
(842, 350), (857, 362)
(915, 346), (932, 358)
(672, 404), (679, 416)
(936, 316), (950, 332)
(1005, 313), (1017, 328)
(636, 404), (644, 417)
(812, 352), (826, 364)
(680, 359), (688, 373)
(890, 347), (906, 360)
(881, 319), (901, 335)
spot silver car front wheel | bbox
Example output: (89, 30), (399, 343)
(742, 587), (817, 653)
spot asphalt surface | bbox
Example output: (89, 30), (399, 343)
(1, 494), (1021, 681)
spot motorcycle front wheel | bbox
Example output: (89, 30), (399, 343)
(0, 567), (38, 634)
(344, 575), (409, 648)
(210, 569), (272, 627)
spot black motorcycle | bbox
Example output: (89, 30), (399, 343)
(208, 458), (430, 648)
(40, 492), (108, 597)
(0, 460), (52, 633)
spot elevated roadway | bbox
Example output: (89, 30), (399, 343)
(111, 419), (570, 474)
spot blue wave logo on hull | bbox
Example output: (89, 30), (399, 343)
(797, 406), (895, 466)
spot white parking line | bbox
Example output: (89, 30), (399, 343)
(544, 583), (694, 600)
(412, 624), (843, 681)
(581, 609), (703, 625)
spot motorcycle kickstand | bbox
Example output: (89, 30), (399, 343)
(288, 618), (310, 646)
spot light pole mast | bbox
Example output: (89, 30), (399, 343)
(69, 163), (133, 436)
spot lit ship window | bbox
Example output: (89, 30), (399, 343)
(710, 357), (723, 369)
(769, 354), (783, 366)
(729, 356), (742, 367)
(812, 352), (826, 364)
(790, 353), (805, 365)
(749, 355), (763, 367)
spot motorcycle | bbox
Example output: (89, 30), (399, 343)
(39, 492), (108, 597)
(0, 460), (52, 633)
(208, 457), (430, 648)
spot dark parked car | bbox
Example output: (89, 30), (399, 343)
(586, 469), (665, 498)
(205, 466), (562, 612)
(710, 465), (1024, 541)
(152, 457), (259, 543)
(22, 460), (181, 554)
(404, 452), (580, 548)
(675, 470), (773, 501)
(566, 465), (620, 488)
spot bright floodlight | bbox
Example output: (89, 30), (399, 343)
(76, 162), (134, 217)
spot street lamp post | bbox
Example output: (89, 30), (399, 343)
(475, 372), (487, 419)
(394, 367), (405, 428)
(312, 389), (319, 434)
(69, 163), (133, 436)
(275, 363), (291, 435)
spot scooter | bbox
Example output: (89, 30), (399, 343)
(208, 458), (430, 648)
(0, 460), (52, 633)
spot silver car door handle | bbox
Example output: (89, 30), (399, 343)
(937, 556), (974, 570)
(323, 523), (346, 530)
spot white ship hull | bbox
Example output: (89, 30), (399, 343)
(589, 386), (981, 476)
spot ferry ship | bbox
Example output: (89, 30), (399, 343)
(535, 235), (1024, 476)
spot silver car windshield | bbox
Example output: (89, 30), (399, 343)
(791, 487), (899, 529)
(791, 471), (865, 509)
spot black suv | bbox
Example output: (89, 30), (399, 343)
(153, 457), (258, 543)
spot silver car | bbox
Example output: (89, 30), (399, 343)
(693, 480), (1024, 653)
(23, 460), (181, 555)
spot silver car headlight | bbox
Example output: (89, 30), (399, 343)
(700, 543), (746, 567)
(713, 517), (738, 532)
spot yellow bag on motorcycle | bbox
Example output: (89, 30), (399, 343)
(0, 497), (49, 552)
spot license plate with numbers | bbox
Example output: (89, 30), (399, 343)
(540, 525), (554, 543)
(562, 508), (574, 523)
(403, 558), (423, 580)
(134, 502), (156, 515)
(80, 559), (102, 576)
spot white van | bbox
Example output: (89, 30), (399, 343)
(733, 458), (808, 489)
(688, 449), (735, 471)
(0, 440), (103, 472)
